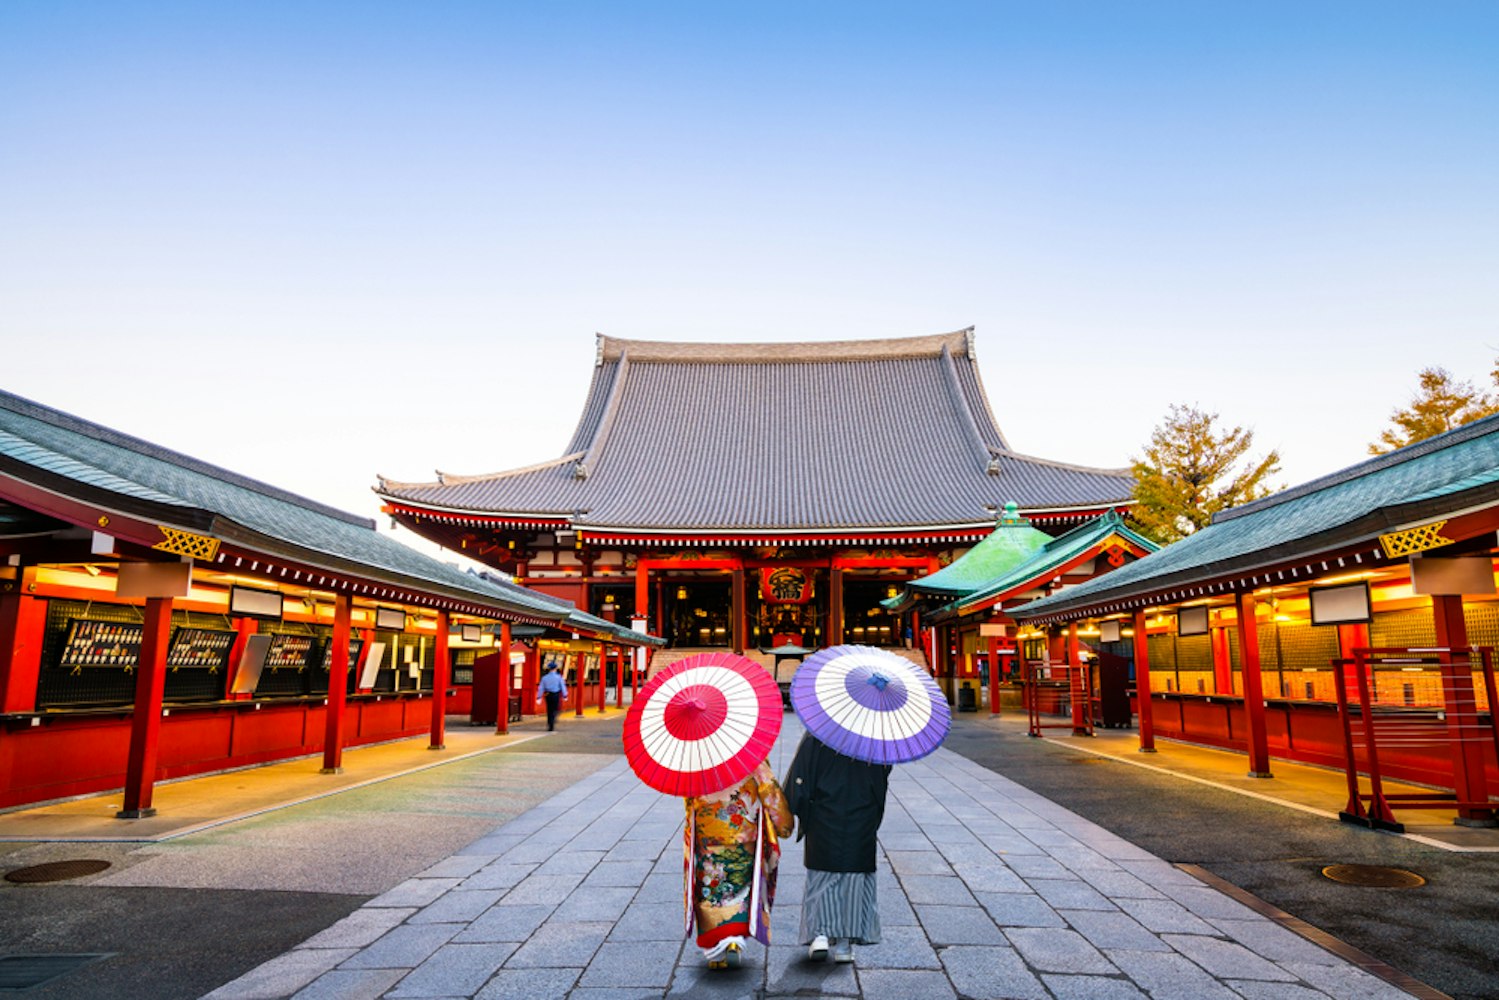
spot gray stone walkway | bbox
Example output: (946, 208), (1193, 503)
(202, 719), (1417, 999)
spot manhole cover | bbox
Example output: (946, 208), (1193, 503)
(4, 859), (111, 884)
(0, 954), (111, 989)
(1321, 863), (1426, 888)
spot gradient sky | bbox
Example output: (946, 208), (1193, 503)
(3, 2), (1497, 558)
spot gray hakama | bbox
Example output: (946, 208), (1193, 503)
(799, 869), (881, 945)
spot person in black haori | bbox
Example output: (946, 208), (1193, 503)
(782, 732), (892, 965)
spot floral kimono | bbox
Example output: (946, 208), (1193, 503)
(683, 764), (794, 949)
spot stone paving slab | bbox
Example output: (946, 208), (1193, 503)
(203, 719), (1429, 999)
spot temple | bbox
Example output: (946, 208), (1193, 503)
(377, 329), (1135, 653)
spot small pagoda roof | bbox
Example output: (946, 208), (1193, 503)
(905, 502), (1054, 597)
(938, 511), (1158, 619)
(0, 389), (656, 644)
(1011, 414), (1499, 624)
(376, 329), (1132, 537)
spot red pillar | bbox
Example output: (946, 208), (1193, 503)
(430, 609), (449, 750)
(732, 568), (746, 655)
(635, 562), (651, 636)
(118, 596), (173, 818)
(596, 644), (607, 713)
(1132, 610), (1156, 751)
(1235, 593), (1272, 777)
(829, 565), (844, 646)
(1211, 624), (1233, 695)
(496, 621), (511, 735)
(573, 650), (585, 716)
(614, 645), (624, 707)
(1068, 622), (1089, 735)
(988, 634), (1001, 716)
(224, 617), (259, 701)
(1432, 594), (1495, 824)
(0, 586), (45, 714)
(321, 595), (353, 774)
(521, 644), (538, 716)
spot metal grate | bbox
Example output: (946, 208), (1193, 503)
(0, 954), (111, 989)
(4, 859), (111, 883)
(1321, 864), (1426, 888)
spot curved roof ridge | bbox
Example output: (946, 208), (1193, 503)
(574, 349), (630, 479)
(379, 452), (583, 490)
(995, 447), (1134, 479)
(1214, 411), (1499, 524)
(596, 327), (975, 364)
(938, 344), (994, 468)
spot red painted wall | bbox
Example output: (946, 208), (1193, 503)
(0, 695), (435, 809)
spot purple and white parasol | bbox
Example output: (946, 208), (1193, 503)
(789, 644), (950, 764)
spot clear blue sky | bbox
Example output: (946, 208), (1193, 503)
(3, 2), (1497, 549)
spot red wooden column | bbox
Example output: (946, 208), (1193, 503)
(829, 565), (844, 646)
(521, 644), (538, 716)
(118, 596), (174, 818)
(988, 634), (1001, 716)
(1068, 622), (1089, 735)
(1132, 610), (1157, 751)
(430, 609), (449, 750)
(731, 568), (746, 655)
(614, 645), (624, 707)
(1431, 594), (1496, 824)
(1235, 593), (1273, 778)
(0, 582), (46, 714)
(224, 617), (259, 700)
(635, 562), (651, 636)
(1211, 624), (1233, 694)
(573, 650), (585, 716)
(596, 644), (607, 713)
(321, 595), (354, 773)
(495, 621), (511, 735)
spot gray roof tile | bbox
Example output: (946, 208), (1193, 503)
(1012, 414), (1499, 620)
(380, 331), (1132, 531)
(0, 389), (649, 637)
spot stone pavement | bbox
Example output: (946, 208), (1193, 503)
(203, 718), (1425, 1000)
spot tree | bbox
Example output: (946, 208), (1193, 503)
(1370, 366), (1498, 454)
(1130, 404), (1281, 545)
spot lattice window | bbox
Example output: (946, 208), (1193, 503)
(1463, 601), (1499, 647)
(1371, 608), (1437, 648)
(1273, 620), (1339, 672)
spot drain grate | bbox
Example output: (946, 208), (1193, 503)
(1321, 863), (1426, 888)
(0, 954), (111, 990)
(3, 859), (111, 884)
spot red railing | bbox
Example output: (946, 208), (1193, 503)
(1333, 646), (1499, 832)
(1025, 660), (1093, 739)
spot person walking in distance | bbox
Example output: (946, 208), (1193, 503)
(537, 664), (567, 731)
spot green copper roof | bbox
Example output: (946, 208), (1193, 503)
(907, 502), (1053, 596)
(950, 510), (1159, 614)
(1011, 412), (1499, 623)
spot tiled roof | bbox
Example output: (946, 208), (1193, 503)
(378, 330), (1133, 532)
(906, 507), (1054, 596)
(949, 511), (1159, 615)
(1011, 414), (1499, 621)
(0, 389), (651, 639)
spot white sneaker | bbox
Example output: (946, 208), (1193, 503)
(832, 939), (854, 963)
(807, 934), (829, 961)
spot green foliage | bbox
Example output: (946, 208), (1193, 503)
(1370, 367), (1498, 454)
(1130, 404), (1281, 545)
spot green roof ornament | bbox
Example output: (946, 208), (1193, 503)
(998, 501), (1029, 526)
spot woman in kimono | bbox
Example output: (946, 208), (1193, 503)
(685, 759), (794, 969)
(783, 732), (892, 964)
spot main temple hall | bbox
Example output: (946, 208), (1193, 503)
(376, 329), (1134, 653)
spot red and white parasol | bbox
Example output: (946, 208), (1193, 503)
(623, 651), (783, 797)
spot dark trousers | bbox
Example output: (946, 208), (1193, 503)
(543, 691), (562, 730)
